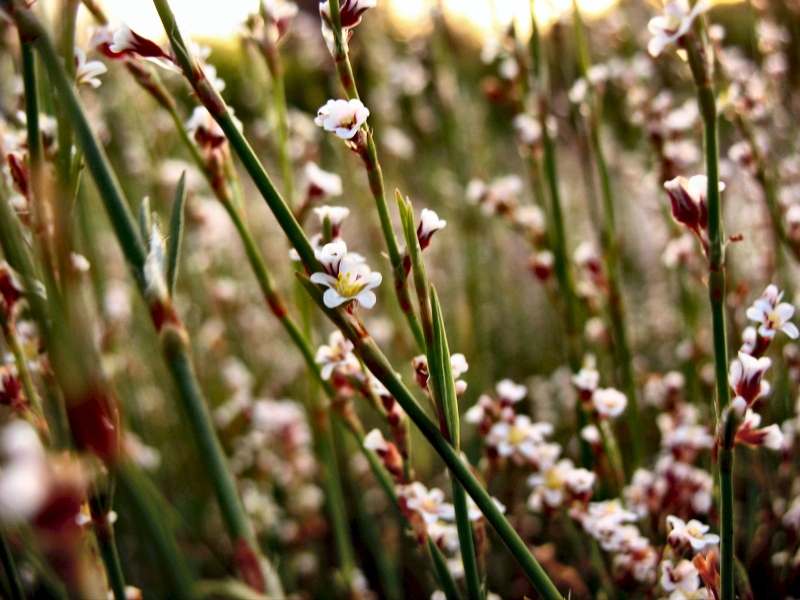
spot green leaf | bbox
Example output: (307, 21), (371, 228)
(430, 285), (459, 449)
(166, 171), (187, 296)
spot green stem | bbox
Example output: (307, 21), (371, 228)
(163, 331), (283, 597)
(299, 278), (564, 600)
(118, 462), (197, 600)
(571, 0), (642, 468)
(361, 134), (425, 352)
(0, 525), (24, 600)
(95, 521), (127, 600)
(0, 310), (47, 429)
(685, 30), (732, 600)
(316, 412), (358, 585)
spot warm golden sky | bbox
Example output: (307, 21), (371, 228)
(100, 0), (619, 41)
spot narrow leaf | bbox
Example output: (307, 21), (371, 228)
(430, 285), (460, 449)
(138, 196), (152, 244)
(166, 171), (187, 296)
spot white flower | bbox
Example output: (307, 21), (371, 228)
(527, 459), (576, 509)
(398, 482), (454, 524)
(486, 415), (553, 462)
(666, 516), (720, 551)
(512, 114), (542, 146)
(310, 241), (382, 308)
(496, 379), (527, 404)
(313, 206), (351, 237)
(315, 99), (369, 139)
(592, 387), (627, 418)
(450, 354), (468, 379)
(363, 428), (389, 452)
(74, 47), (107, 89)
(0, 422), (48, 523)
(745, 285), (799, 340)
(417, 209), (446, 250)
(315, 330), (357, 379)
(728, 351), (771, 405)
(735, 409), (785, 450)
(660, 559), (700, 594)
(647, 0), (709, 57)
(305, 162), (342, 197)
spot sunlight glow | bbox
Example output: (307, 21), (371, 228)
(100, 0), (618, 42)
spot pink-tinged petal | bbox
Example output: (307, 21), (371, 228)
(746, 306), (765, 322)
(783, 322), (800, 339)
(360, 271), (382, 290)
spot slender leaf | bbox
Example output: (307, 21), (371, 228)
(166, 171), (187, 296)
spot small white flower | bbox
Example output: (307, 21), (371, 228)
(647, 0), (709, 57)
(305, 162), (342, 197)
(74, 47), (107, 89)
(315, 99), (369, 139)
(592, 387), (627, 418)
(486, 415), (553, 461)
(313, 206), (351, 233)
(660, 559), (700, 594)
(417, 208), (446, 250)
(496, 379), (527, 404)
(666, 515), (720, 551)
(398, 482), (455, 524)
(310, 241), (382, 308)
(746, 285), (799, 340)
(315, 330), (357, 379)
(363, 428), (389, 452)
(735, 409), (785, 450)
(450, 354), (468, 379)
(728, 351), (771, 405)
(512, 114), (542, 146)
(0, 422), (48, 523)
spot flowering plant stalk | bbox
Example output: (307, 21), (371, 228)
(571, 0), (643, 469)
(0, 2), (283, 595)
(684, 25), (733, 600)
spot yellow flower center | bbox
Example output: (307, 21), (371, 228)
(544, 468), (564, 490)
(335, 272), (363, 298)
(508, 425), (525, 445)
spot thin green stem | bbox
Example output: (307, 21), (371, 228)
(0, 525), (25, 600)
(685, 30), (732, 600)
(118, 462), (197, 600)
(299, 277), (564, 600)
(571, 0), (642, 468)
(0, 310), (47, 432)
(163, 331), (283, 597)
(95, 522), (127, 600)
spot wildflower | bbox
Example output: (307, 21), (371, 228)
(363, 429), (404, 483)
(660, 559), (701, 594)
(528, 251), (554, 281)
(309, 241), (382, 309)
(734, 409), (784, 450)
(496, 379), (527, 405)
(315, 330), (357, 380)
(527, 458), (577, 510)
(647, 0), (708, 57)
(0, 421), (48, 522)
(666, 516), (720, 551)
(512, 114), (542, 147)
(315, 99), (369, 140)
(728, 351), (771, 406)
(304, 162), (342, 199)
(417, 209), (446, 250)
(313, 206), (350, 238)
(745, 284), (799, 340)
(398, 482), (455, 524)
(108, 23), (173, 62)
(74, 47), (107, 89)
(450, 354), (468, 379)
(486, 415), (553, 463)
(664, 175), (725, 251)
(592, 387), (627, 418)
(259, 0), (299, 43)
(319, 0), (376, 55)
